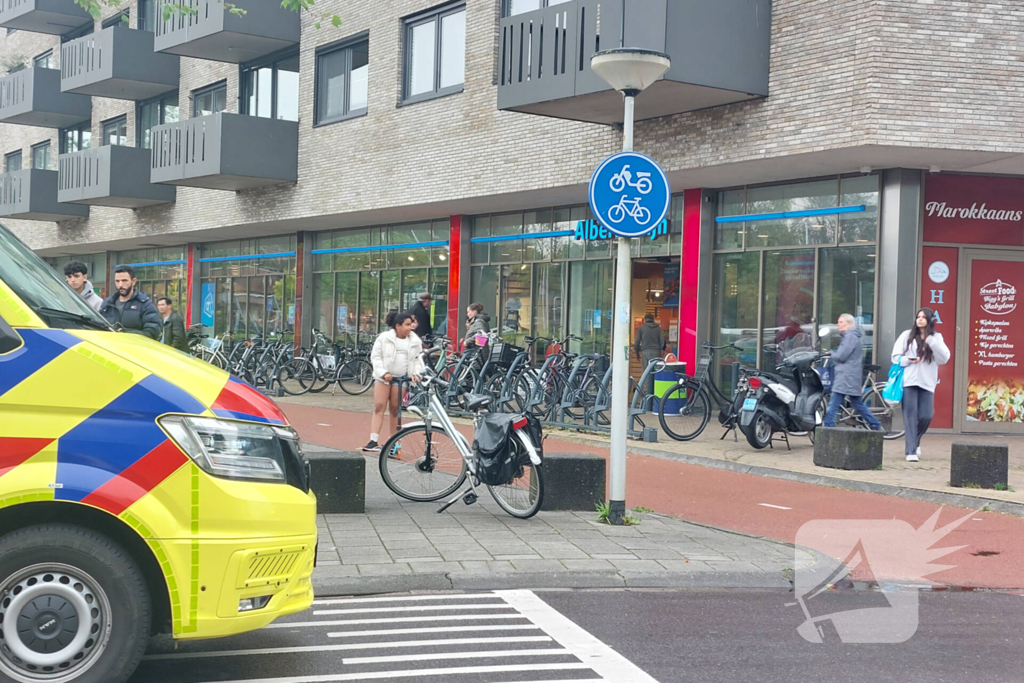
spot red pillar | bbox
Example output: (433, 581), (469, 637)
(447, 216), (462, 351)
(184, 243), (195, 327)
(679, 189), (703, 375)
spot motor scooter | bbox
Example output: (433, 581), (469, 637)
(738, 330), (829, 449)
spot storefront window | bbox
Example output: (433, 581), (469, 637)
(710, 252), (759, 391)
(569, 260), (613, 354)
(359, 271), (379, 345)
(818, 246), (876, 355)
(335, 272), (357, 347)
(840, 175), (880, 243)
(490, 213), (523, 264)
(745, 180), (838, 248)
(115, 247), (186, 315)
(499, 264), (532, 341)
(533, 262), (563, 346)
(470, 265), (498, 327)
(761, 249), (816, 369)
(715, 189), (745, 250)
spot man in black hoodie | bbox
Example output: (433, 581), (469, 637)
(408, 292), (433, 339)
(99, 265), (162, 341)
(635, 314), (666, 393)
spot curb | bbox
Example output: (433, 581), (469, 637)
(547, 433), (1024, 518)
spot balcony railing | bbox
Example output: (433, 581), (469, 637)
(0, 67), (91, 128)
(497, 0), (771, 124)
(154, 0), (299, 63)
(0, 0), (92, 35)
(0, 169), (88, 221)
(61, 26), (179, 100)
(58, 146), (175, 208)
(151, 112), (298, 191)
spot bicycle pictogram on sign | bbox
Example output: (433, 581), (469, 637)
(589, 152), (670, 238)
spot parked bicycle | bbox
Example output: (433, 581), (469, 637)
(657, 342), (753, 441)
(824, 363), (905, 440)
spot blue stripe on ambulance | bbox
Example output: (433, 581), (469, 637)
(55, 374), (205, 502)
(0, 329), (80, 397)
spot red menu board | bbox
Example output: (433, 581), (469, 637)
(920, 247), (958, 428)
(966, 260), (1024, 424)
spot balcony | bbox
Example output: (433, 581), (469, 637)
(497, 0), (772, 124)
(0, 169), (88, 221)
(150, 113), (298, 191)
(58, 146), (176, 208)
(0, 67), (90, 128)
(0, 0), (91, 35)
(154, 0), (299, 63)
(61, 26), (179, 100)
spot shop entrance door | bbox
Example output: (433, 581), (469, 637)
(629, 259), (680, 382)
(956, 250), (1024, 433)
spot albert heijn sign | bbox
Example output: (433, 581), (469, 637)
(924, 174), (1024, 246)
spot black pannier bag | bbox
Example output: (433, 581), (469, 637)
(472, 413), (544, 486)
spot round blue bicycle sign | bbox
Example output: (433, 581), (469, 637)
(588, 151), (670, 238)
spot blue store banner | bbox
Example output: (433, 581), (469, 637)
(201, 283), (215, 328)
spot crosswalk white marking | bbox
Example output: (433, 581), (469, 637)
(202, 663), (593, 683)
(326, 624), (541, 638)
(145, 636), (554, 661)
(313, 603), (510, 616)
(267, 613), (527, 629)
(342, 648), (570, 665)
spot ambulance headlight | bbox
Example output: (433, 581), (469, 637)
(161, 416), (293, 483)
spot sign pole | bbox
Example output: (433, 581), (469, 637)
(608, 93), (636, 525)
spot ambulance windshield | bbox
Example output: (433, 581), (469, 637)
(0, 223), (111, 330)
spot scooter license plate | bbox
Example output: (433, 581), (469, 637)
(742, 398), (757, 412)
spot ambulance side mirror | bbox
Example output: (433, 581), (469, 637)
(0, 315), (22, 354)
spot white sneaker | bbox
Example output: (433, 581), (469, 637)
(916, 446), (921, 456)
(906, 453), (919, 462)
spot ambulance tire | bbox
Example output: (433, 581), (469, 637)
(0, 524), (151, 683)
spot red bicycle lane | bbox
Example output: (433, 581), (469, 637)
(283, 402), (1024, 589)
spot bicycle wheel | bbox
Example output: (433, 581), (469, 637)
(869, 383), (905, 440)
(379, 424), (468, 502)
(277, 358), (314, 396)
(207, 350), (227, 370)
(339, 358), (374, 395)
(487, 449), (544, 518)
(658, 380), (711, 441)
(306, 359), (330, 393)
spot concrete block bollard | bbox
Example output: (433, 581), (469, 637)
(950, 442), (1008, 489)
(540, 453), (607, 512)
(306, 450), (366, 513)
(813, 427), (883, 471)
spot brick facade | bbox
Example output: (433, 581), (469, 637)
(0, 0), (1021, 253)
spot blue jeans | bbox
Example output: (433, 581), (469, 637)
(824, 391), (883, 430)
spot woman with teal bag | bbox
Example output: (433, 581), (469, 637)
(890, 308), (950, 462)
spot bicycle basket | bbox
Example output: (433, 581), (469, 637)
(490, 342), (524, 366)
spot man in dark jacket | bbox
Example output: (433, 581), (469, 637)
(156, 297), (189, 352)
(99, 265), (162, 341)
(823, 313), (882, 429)
(408, 292), (433, 339)
(634, 314), (665, 393)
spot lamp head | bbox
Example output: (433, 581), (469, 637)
(590, 48), (671, 95)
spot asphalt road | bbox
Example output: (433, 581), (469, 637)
(132, 588), (1023, 683)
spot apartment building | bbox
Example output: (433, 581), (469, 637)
(0, 0), (1022, 434)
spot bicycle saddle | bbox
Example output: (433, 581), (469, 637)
(865, 364), (880, 372)
(464, 393), (493, 412)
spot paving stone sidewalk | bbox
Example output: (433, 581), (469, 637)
(307, 446), (819, 596)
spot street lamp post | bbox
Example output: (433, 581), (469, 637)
(590, 48), (671, 525)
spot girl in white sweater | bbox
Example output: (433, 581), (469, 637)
(890, 308), (950, 462)
(362, 311), (425, 453)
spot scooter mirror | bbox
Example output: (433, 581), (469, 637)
(818, 325), (831, 338)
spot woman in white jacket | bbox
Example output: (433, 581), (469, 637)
(362, 311), (426, 452)
(891, 308), (950, 462)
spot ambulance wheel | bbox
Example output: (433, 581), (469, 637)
(0, 525), (151, 683)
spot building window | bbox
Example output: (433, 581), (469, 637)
(61, 23), (94, 43)
(101, 10), (128, 28)
(505, 0), (571, 16)
(137, 92), (179, 149)
(102, 116), (128, 146)
(403, 3), (465, 104)
(138, 0), (156, 32)
(5, 151), (22, 172)
(193, 81), (227, 117)
(31, 141), (50, 170)
(314, 36), (368, 125)
(59, 122), (91, 154)
(240, 49), (299, 122)
(32, 51), (53, 69)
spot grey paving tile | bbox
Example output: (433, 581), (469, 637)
(408, 561), (464, 573)
(341, 555), (394, 565)
(607, 559), (666, 572)
(590, 553), (638, 560)
(509, 559), (566, 572)
(632, 547), (685, 560)
(560, 559), (616, 571)
(439, 550), (495, 562)
(357, 563), (413, 576)
(492, 554), (542, 561)
(457, 560), (515, 573)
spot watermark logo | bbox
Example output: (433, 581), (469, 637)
(792, 508), (973, 644)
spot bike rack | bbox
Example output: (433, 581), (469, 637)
(444, 345), (481, 411)
(493, 351), (531, 411)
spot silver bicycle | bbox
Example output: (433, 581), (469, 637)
(377, 373), (545, 519)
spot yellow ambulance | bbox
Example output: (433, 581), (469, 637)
(0, 223), (317, 683)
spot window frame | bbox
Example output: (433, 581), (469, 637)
(32, 50), (53, 69)
(137, 0), (156, 32)
(58, 121), (91, 154)
(192, 81), (228, 118)
(101, 115), (128, 146)
(101, 9), (128, 28)
(4, 151), (22, 172)
(401, 2), (466, 106)
(313, 32), (369, 127)
(503, 0), (571, 17)
(239, 47), (300, 122)
(31, 141), (50, 170)
(135, 90), (179, 149)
